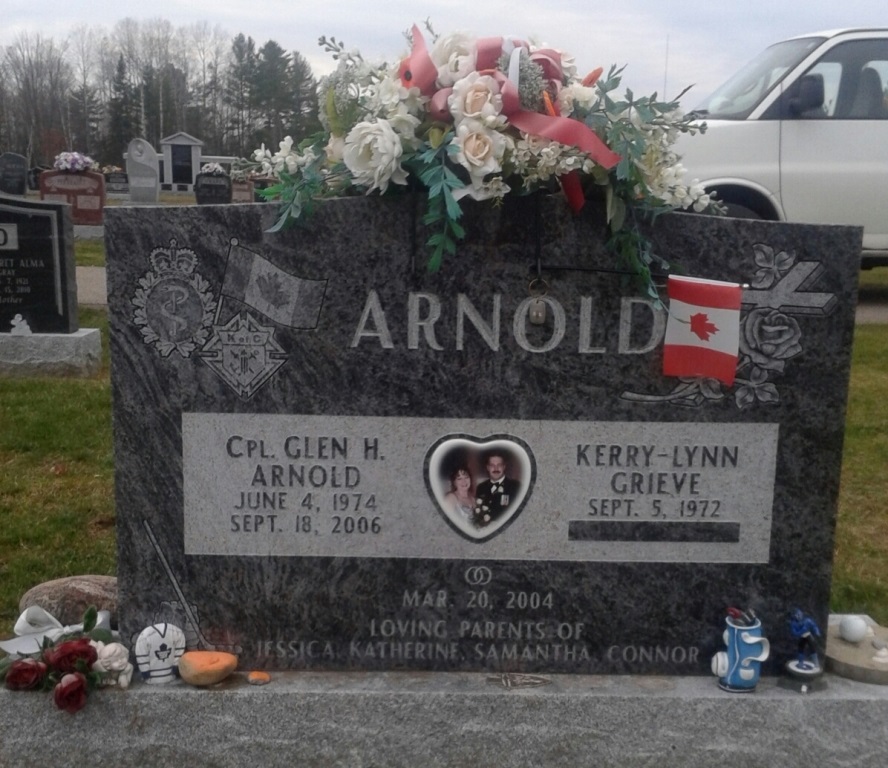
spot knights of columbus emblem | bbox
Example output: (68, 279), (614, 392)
(199, 312), (287, 399)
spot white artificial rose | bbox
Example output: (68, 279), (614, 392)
(452, 119), (510, 182)
(343, 119), (409, 193)
(557, 84), (599, 117)
(430, 32), (477, 87)
(449, 73), (504, 127)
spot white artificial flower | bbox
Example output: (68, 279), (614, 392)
(556, 84), (599, 117)
(430, 32), (477, 87)
(452, 119), (511, 184)
(343, 119), (409, 193)
(386, 112), (422, 149)
(325, 136), (346, 163)
(453, 176), (511, 201)
(448, 73), (505, 128)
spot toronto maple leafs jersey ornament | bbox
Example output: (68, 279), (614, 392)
(135, 623), (187, 684)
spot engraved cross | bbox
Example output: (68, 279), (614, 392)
(742, 261), (837, 315)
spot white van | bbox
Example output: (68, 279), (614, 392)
(675, 28), (888, 268)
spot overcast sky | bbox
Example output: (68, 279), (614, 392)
(3, 1), (886, 105)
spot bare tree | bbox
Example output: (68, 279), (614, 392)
(3, 33), (73, 163)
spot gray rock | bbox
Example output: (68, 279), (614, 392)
(19, 575), (117, 627)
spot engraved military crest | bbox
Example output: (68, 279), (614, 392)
(199, 312), (287, 399)
(132, 239), (216, 358)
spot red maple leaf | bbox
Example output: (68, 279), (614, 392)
(690, 312), (719, 341)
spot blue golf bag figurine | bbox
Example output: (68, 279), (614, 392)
(711, 607), (770, 692)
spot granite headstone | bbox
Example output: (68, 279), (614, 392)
(0, 153), (28, 196)
(105, 196), (860, 674)
(125, 138), (160, 204)
(38, 170), (105, 226)
(194, 173), (232, 205)
(231, 180), (255, 204)
(105, 171), (130, 194)
(0, 195), (77, 334)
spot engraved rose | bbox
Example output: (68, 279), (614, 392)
(739, 308), (802, 372)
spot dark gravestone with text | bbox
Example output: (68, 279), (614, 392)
(0, 153), (28, 196)
(105, 197), (859, 674)
(105, 172), (130, 194)
(0, 196), (77, 334)
(194, 174), (232, 205)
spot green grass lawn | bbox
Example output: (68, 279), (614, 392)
(1, 300), (886, 637)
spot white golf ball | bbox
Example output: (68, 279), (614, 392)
(839, 615), (868, 643)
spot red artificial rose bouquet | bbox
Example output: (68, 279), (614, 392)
(1, 606), (133, 714)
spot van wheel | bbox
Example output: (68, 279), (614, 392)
(724, 202), (762, 219)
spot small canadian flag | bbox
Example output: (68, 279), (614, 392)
(663, 275), (742, 385)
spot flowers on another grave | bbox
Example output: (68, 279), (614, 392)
(53, 151), (98, 173)
(200, 162), (229, 177)
(101, 164), (124, 175)
(0, 606), (133, 714)
(246, 23), (714, 297)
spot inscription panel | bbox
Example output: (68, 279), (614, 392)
(184, 414), (777, 562)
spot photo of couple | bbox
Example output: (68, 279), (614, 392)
(443, 452), (522, 529)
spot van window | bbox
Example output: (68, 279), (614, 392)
(792, 39), (888, 120)
(692, 37), (823, 120)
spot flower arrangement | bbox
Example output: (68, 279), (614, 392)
(101, 164), (124, 174)
(53, 151), (98, 173)
(246, 23), (714, 296)
(0, 607), (133, 714)
(200, 162), (229, 177)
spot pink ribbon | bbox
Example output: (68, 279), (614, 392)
(399, 26), (621, 173)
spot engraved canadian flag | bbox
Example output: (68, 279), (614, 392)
(663, 275), (742, 385)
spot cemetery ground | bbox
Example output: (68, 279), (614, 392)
(0, 245), (886, 639)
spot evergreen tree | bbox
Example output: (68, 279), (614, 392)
(104, 55), (135, 164)
(253, 40), (292, 149)
(224, 33), (257, 156)
(287, 50), (321, 141)
(67, 83), (102, 157)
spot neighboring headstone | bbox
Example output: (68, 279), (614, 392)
(0, 196), (101, 376)
(0, 195), (77, 333)
(105, 196), (860, 674)
(105, 171), (130, 194)
(231, 180), (255, 204)
(194, 173), (232, 204)
(125, 138), (160, 204)
(38, 169), (105, 225)
(0, 153), (28, 196)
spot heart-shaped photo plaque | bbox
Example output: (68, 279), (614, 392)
(425, 434), (536, 542)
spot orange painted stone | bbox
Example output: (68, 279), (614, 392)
(178, 651), (238, 686)
(247, 670), (271, 686)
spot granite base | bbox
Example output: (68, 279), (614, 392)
(0, 328), (101, 377)
(1, 672), (886, 767)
